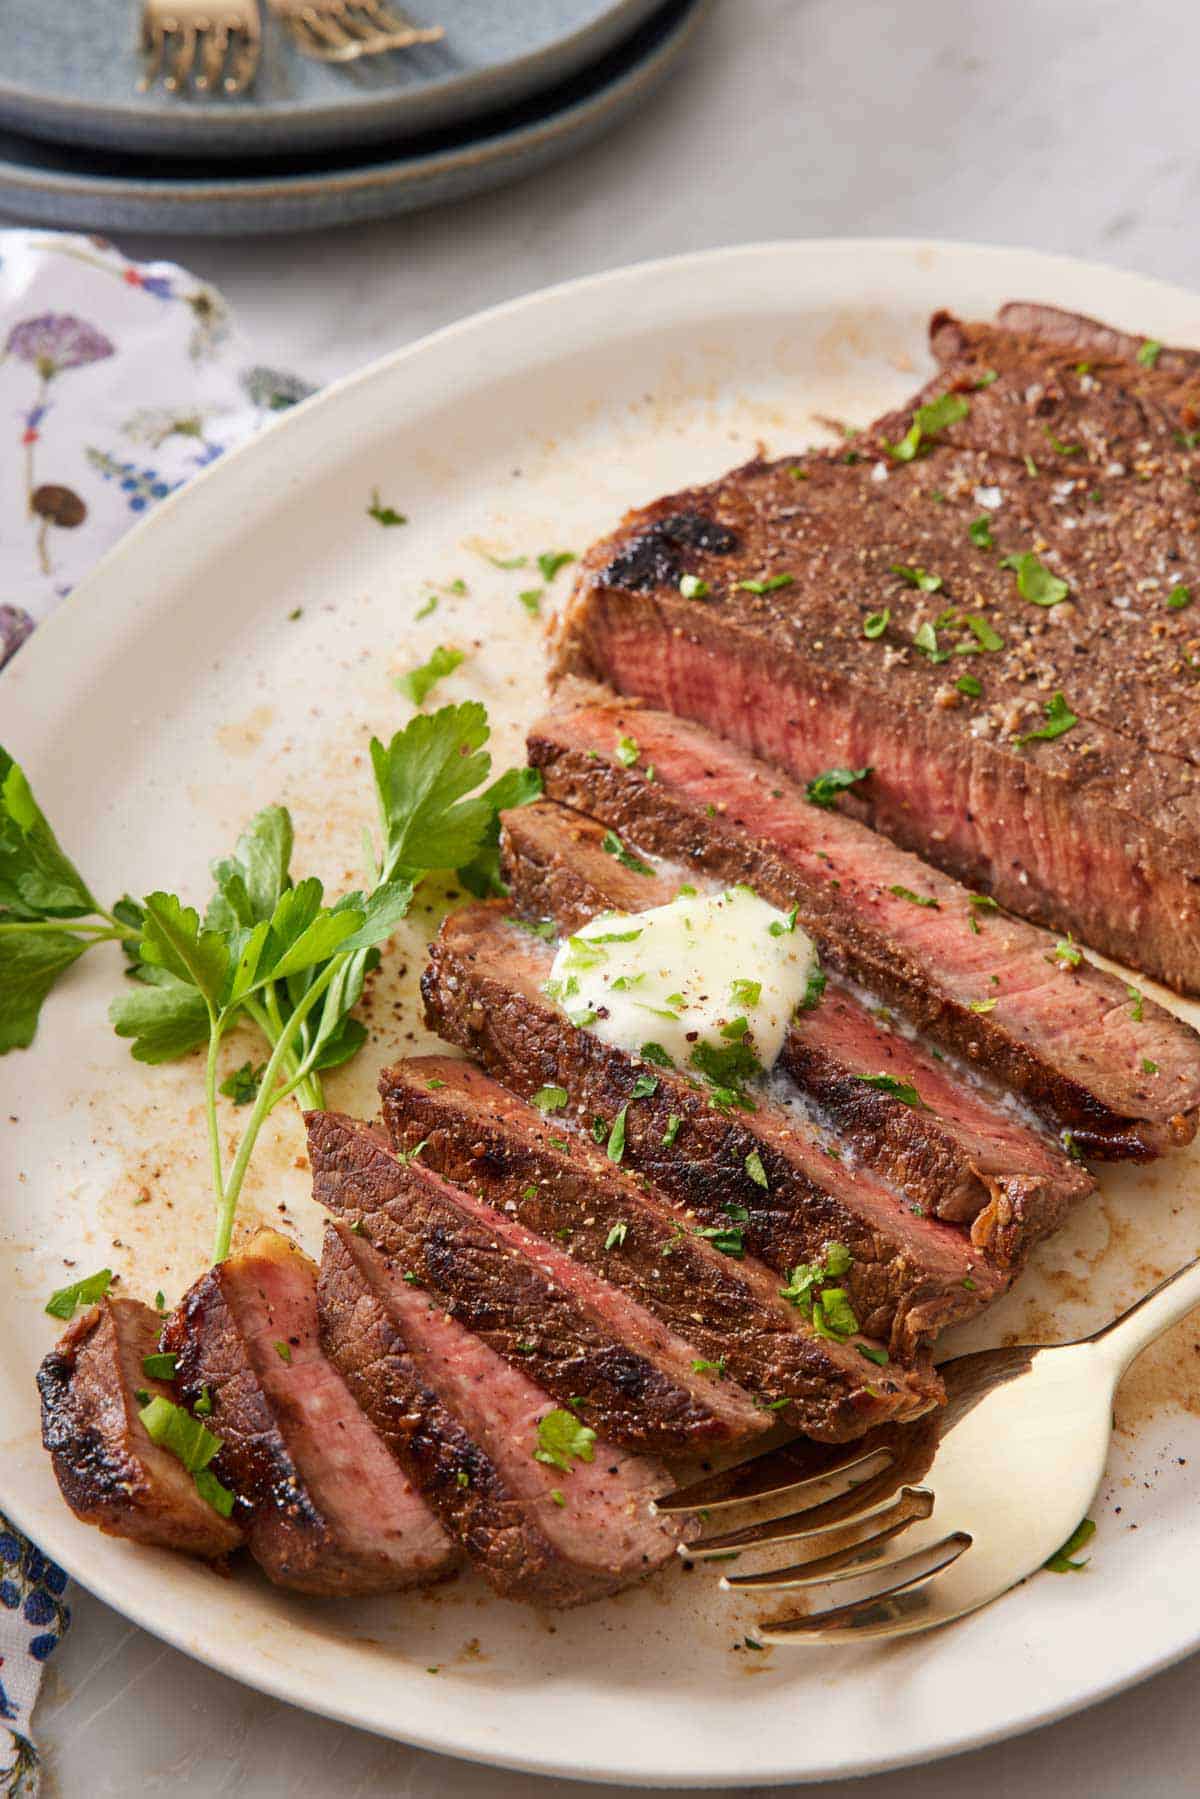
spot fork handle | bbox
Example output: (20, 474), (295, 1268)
(1087, 1252), (1200, 1378)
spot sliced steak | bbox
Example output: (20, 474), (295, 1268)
(380, 1054), (943, 1435)
(421, 902), (1005, 1357)
(318, 1219), (689, 1608)
(500, 797), (1094, 1259)
(529, 702), (1200, 1159)
(304, 1110), (765, 1451)
(37, 1297), (243, 1559)
(163, 1229), (456, 1597)
(552, 370), (1200, 995)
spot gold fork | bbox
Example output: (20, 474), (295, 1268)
(271, 1), (443, 63)
(138, 0), (263, 94)
(658, 1254), (1200, 1643)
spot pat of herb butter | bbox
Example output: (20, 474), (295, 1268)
(544, 887), (817, 1074)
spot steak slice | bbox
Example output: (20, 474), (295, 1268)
(421, 902), (1004, 1356)
(318, 1219), (689, 1608)
(529, 702), (1200, 1159)
(500, 797), (1094, 1259)
(304, 1110), (765, 1450)
(380, 1054), (943, 1435)
(37, 1296), (243, 1559)
(163, 1228), (456, 1596)
(552, 373), (1200, 995)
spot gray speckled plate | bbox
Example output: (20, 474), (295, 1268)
(0, 0), (704, 235)
(0, 0), (664, 158)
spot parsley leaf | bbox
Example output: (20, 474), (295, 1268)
(1167, 583), (1192, 611)
(537, 550), (575, 582)
(1044, 1517), (1096, 1572)
(856, 1073), (929, 1110)
(963, 613), (1004, 652)
(884, 391), (969, 461)
(219, 1060), (265, 1106)
(532, 1085), (568, 1113)
(367, 490), (406, 527)
(744, 1149), (769, 1189)
(889, 885), (940, 909)
(1014, 691), (1078, 747)
(805, 766), (871, 809)
(606, 1105), (628, 1164)
(395, 644), (465, 706)
(863, 609), (890, 639)
(968, 514), (994, 549)
(534, 1408), (597, 1473)
(601, 830), (654, 876)
(890, 563), (943, 593)
(45, 1268), (112, 1321)
(1136, 340), (1162, 369)
(1001, 551), (1069, 608)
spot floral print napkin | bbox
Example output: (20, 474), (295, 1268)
(0, 228), (315, 1795)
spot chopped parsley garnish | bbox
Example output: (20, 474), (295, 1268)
(549, 1488), (566, 1507)
(194, 1469), (236, 1519)
(963, 612), (1004, 651)
(693, 1221), (746, 1258)
(720, 1015), (749, 1040)
(139, 1394), (233, 1516)
(912, 620), (949, 661)
(968, 514), (994, 549)
(974, 369), (999, 388)
(857, 1343), (889, 1366)
(537, 550), (576, 582)
(956, 673), (982, 697)
(630, 1073), (659, 1100)
(415, 594), (438, 620)
(1136, 339), (1162, 369)
(518, 588), (544, 616)
(744, 1149), (769, 1189)
(969, 998), (997, 1013)
(1001, 550), (1069, 608)
(1127, 986), (1145, 1022)
(738, 573), (794, 593)
(218, 1060), (265, 1107)
(1142, 1057), (1159, 1074)
(521, 1184), (538, 1201)
(534, 1408), (597, 1473)
(142, 1352), (178, 1380)
(662, 1113), (681, 1147)
(968, 892), (999, 933)
(45, 1268), (112, 1321)
(799, 965), (827, 1011)
(509, 915), (557, 940)
(729, 978), (762, 1007)
(616, 735), (640, 767)
(484, 552), (526, 569)
(274, 1339), (292, 1364)
(367, 490), (406, 527)
(193, 1386), (213, 1416)
(1014, 691), (1077, 747)
(691, 1357), (726, 1376)
(863, 608), (891, 639)
(768, 904), (800, 936)
(889, 885), (939, 909)
(532, 1079), (572, 1108)
(1042, 426), (1081, 456)
(679, 574), (710, 600)
(604, 1221), (628, 1250)
(689, 1038), (763, 1104)
(805, 766), (871, 809)
(601, 830), (654, 876)
(606, 1105), (628, 1164)
(890, 563), (943, 593)
(456, 1469), (470, 1488)
(591, 1116), (609, 1145)
(1024, 454), (1039, 477)
(856, 1073), (929, 1110)
(639, 1040), (675, 1068)
(1044, 1517), (1096, 1572)
(884, 391), (969, 461)
(395, 644), (465, 706)
(1167, 583), (1193, 611)
(779, 1243), (856, 1335)
(1052, 936), (1083, 968)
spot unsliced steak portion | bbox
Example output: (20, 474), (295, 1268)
(421, 903), (1004, 1356)
(305, 1110), (764, 1450)
(163, 1229), (456, 1596)
(318, 1220), (688, 1607)
(529, 703), (1200, 1159)
(380, 1054), (943, 1434)
(500, 797), (1094, 1259)
(37, 1297), (243, 1559)
(552, 335), (1200, 994)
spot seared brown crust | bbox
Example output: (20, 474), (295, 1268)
(163, 1231), (456, 1597)
(420, 902), (1003, 1361)
(500, 797), (1095, 1262)
(552, 309), (1200, 993)
(318, 1222), (687, 1608)
(380, 1053), (944, 1433)
(527, 704), (1200, 1159)
(38, 1297), (243, 1559)
(304, 1110), (765, 1451)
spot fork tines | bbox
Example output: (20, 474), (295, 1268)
(272, 1), (444, 63)
(139, 2), (263, 95)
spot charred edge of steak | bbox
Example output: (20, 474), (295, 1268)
(378, 1057), (945, 1437)
(601, 509), (740, 591)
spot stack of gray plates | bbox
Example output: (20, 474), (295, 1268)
(0, 0), (707, 234)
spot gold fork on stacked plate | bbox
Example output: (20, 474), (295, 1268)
(138, 0), (263, 93)
(270, 1), (444, 62)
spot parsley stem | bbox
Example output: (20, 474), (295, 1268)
(0, 918), (124, 939)
(204, 1012), (228, 1220)
(210, 958), (340, 1263)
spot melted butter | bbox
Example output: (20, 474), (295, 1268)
(545, 886), (818, 1072)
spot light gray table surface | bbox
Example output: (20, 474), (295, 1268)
(10, 0), (1200, 1790)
